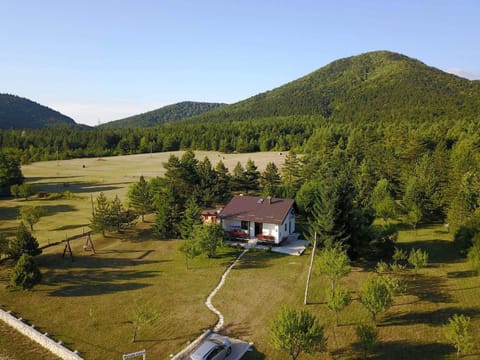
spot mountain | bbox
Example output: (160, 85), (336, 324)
(99, 101), (226, 128)
(0, 94), (77, 129)
(186, 51), (480, 124)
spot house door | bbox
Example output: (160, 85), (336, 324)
(255, 222), (262, 237)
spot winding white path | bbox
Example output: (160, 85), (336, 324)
(205, 248), (249, 332)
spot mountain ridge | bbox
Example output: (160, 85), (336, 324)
(184, 50), (480, 124)
(0, 94), (78, 129)
(98, 101), (226, 128)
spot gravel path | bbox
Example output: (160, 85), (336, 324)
(206, 248), (249, 332)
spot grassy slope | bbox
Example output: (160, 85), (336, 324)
(0, 153), (479, 359)
(217, 225), (480, 359)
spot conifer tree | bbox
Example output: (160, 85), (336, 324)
(244, 159), (260, 194)
(8, 222), (41, 260)
(10, 253), (42, 290)
(260, 162), (281, 197)
(128, 176), (153, 222)
(180, 197), (202, 240)
(91, 192), (111, 236)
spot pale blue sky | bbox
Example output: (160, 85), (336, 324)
(1, 0), (479, 126)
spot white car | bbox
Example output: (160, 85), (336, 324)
(189, 336), (232, 360)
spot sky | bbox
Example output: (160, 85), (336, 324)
(1, 0), (479, 126)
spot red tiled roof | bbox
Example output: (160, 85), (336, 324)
(219, 195), (294, 224)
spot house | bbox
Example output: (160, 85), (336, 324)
(219, 195), (295, 244)
(201, 208), (222, 224)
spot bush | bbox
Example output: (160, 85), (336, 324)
(10, 254), (42, 290)
(8, 222), (41, 260)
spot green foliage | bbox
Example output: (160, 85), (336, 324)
(179, 197), (202, 240)
(260, 162), (281, 197)
(467, 242), (480, 275)
(0, 152), (23, 194)
(19, 206), (46, 231)
(10, 253), (42, 290)
(109, 195), (137, 232)
(325, 286), (352, 326)
(131, 299), (158, 342)
(371, 178), (397, 222)
(90, 192), (111, 236)
(270, 306), (326, 360)
(447, 172), (479, 232)
(8, 222), (41, 260)
(0, 233), (8, 259)
(315, 245), (351, 293)
(18, 183), (33, 200)
(375, 261), (390, 274)
(408, 248), (429, 273)
(193, 223), (226, 258)
(355, 323), (378, 360)
(10, 184), (19, 198)
(444, 314), (475, 358)
(99, 101), (225, 129)
(127, 176), (153, 222)
(360, 274), (396, 322)
(244, 159), (260, 194)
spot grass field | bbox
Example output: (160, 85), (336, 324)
(0, 151), (479, 359)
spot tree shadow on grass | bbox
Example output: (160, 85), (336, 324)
(31, 181), (123, 195)
(447, 270), (477, 278)
(368, 340), (453, 360)
(53, 223), (90, 231)
(0, 205), (21, 220)
(38, 252), (164, 270)
(381, 307), (480, 327)
(403, 239), (461, 264)
(232, 249), (276, 270)
(402, 273), (453, 303)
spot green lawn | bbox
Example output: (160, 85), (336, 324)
(0, 153), (479, 359)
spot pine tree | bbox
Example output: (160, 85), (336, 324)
(91, 192), (111, 236)
(244, 159), (260, 194)
(10, 253), (42, 290)
(260, 162), (281, 197)
(128, 176), (153, 222)
(214, 160), (231, 203)
(231, 162), (247, 193)
(180, 197), (202, 240)
(8, 222), (41, 260)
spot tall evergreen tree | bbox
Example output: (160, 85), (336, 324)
(180, 197), (202, 240)
(231, 161), (247, 193)
(91, 192), (111, 236)
(10, 253), (42, 290)
(8, 222), (41, 260)
(128, 176), (153, 222)
(244, 159), (260, 194)
(260, 162), (281, 197)
(371, 179), (397, 223)
(214, 160), (231, 203)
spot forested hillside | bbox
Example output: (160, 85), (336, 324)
(99, 101), (226, 129)
(188, 50), (480, 123)
(0, 94), (78, 129)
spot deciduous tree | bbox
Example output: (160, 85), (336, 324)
(270, 306), (326, 360)
(19, 206), (46, 231)
(444, 314), (474, 358)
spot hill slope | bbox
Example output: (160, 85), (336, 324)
(188, 51), (480, 124)
(99, 101), (226, 128)
(0, 94), (77, 129)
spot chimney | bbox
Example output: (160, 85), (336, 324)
(267, 196), (272, 204)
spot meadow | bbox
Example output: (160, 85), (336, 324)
(0, 151), (479, 359)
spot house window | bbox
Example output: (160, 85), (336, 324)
(241, 221), (249, 230)
(285, 223), (287, 231)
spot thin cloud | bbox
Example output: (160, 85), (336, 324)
(445, 68), (480, 80)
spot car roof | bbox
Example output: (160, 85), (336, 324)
(189, 340), (219, 360)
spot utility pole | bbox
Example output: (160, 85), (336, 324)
(304, 232), (317, 305)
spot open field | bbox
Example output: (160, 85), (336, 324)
(0, 151), (286, 246)
(0, 151), (479, 359)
